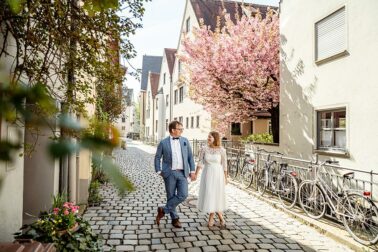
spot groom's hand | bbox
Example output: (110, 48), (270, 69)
(190, 173), (196, 181)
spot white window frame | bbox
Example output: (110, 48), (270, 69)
(314, 104), (349, 156)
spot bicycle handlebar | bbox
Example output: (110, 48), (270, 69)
(257, 148), (283, 156)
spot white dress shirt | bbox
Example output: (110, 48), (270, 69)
(170, 136), (184, 170)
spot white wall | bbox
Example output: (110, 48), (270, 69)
(159, 50), (173, 139)
(0, 122), (25, 242)
(280, 0), (378, 173)
(0, 31), (26, 241)
(145, 75), (154, 139)
(172, 0), (212, 141)
(23, 125), (60, 224)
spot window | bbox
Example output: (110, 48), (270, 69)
(178, 61), (182, 75)
(317, 109), (346, 151)
(179, 116), (183, 123)
(186, 17), (190, 32)
(196, 116), (200, 128)
(166, 95), (169, 107)
(122, 117), (125, 123)
(231, 122), (242, 135)
(174, 90), (178, 104)
(156, 120), (158, 132)
(179, 87), (184, 103)
(186, 117), (189, 128)
(268, 120), (272, 135)
(163, 73), (166, 85)
(166, 119), (168, 131)
(121, 126), (125, 130)
(191, 116), (194, 128)
(156, 98), (158, 110)
(315, 7), (347, 62)
(174, 117), (177, 121)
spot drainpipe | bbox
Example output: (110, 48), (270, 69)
(170, 76), (173, 121)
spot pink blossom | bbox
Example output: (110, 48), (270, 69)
(64, 209), (69, 215)
(53, 208), (60, 214)
(179, 9), (279, 134)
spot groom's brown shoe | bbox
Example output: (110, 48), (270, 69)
(156, 207), (165, 225)
(172, 218), (182, 228)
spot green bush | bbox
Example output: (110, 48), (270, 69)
(241, 133), (273, 144)
(121, 140), (126, 149)
(88, 180), (103, 206)
(92, 161), (109, 184)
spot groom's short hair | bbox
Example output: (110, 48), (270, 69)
(169, 120), (182, 133)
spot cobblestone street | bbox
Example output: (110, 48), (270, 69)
(84, 142), (352, 252)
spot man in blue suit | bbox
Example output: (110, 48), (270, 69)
(154, 120), (196, 228)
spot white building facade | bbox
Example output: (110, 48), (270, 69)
(279, 0), (378, 173)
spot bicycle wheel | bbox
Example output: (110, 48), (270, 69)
(228, 158), (238, 180)
(256, 169), (267, 196)
(298, 181), (326, 219)
(240, 163), (254, 189)
(342, 193), (378, 245)
(277, 174), (298, 209)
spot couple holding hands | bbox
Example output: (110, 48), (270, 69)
(154, 120), (228, 228)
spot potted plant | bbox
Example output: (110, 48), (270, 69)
(14, 201), (101, 251)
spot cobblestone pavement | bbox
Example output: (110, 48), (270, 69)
(84, 142), (352, 252)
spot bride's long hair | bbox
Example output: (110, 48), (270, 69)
(209, 131), (221, 147)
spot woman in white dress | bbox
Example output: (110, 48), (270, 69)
(195, 131), (228, 227)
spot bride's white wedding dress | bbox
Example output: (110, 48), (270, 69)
(197, 146), (227, 213)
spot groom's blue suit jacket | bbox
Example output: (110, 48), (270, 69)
(154, 136), (195, 178)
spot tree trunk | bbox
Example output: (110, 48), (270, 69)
(269, 104), (279, 144)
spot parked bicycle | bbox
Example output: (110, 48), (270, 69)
(227, 148), (242, 180)
(298, 160), (378, 245)
(239, 152), (258, 189)
(256, 149), (298, 209)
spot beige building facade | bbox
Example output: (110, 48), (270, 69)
(0, 26), (96, 242)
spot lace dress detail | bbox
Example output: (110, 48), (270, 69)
(197, 146), (228, 213)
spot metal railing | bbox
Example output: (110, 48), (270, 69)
(144, 137), (378, 204)
(190, 140), (378, 224)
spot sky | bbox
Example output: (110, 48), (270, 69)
(121, 0), (280, 101)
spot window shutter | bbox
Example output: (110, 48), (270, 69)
(316, 7), (346, 61)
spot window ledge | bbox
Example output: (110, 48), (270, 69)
(314, 149), (350, 158)
(315, 50), (349, 65)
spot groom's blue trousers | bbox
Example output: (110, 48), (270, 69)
(163, 170), (188, 220)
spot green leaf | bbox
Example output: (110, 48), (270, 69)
(48, 140), (79, 158)
(58, 114), (83, 131)
(6, 0), (26, 13)
(92, 155), (134, 194)
(0, 141), (22, 161)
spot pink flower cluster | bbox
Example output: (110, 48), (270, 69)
(53, 202), (80, 215)
(179, 8), (279, 134)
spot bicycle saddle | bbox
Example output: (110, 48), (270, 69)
(343, 172), (354, 179)
(280, 163), (288, 169)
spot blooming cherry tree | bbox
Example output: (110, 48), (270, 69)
(179, 9), (280, 142)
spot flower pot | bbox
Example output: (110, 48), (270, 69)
(57, 222), (79, 236)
